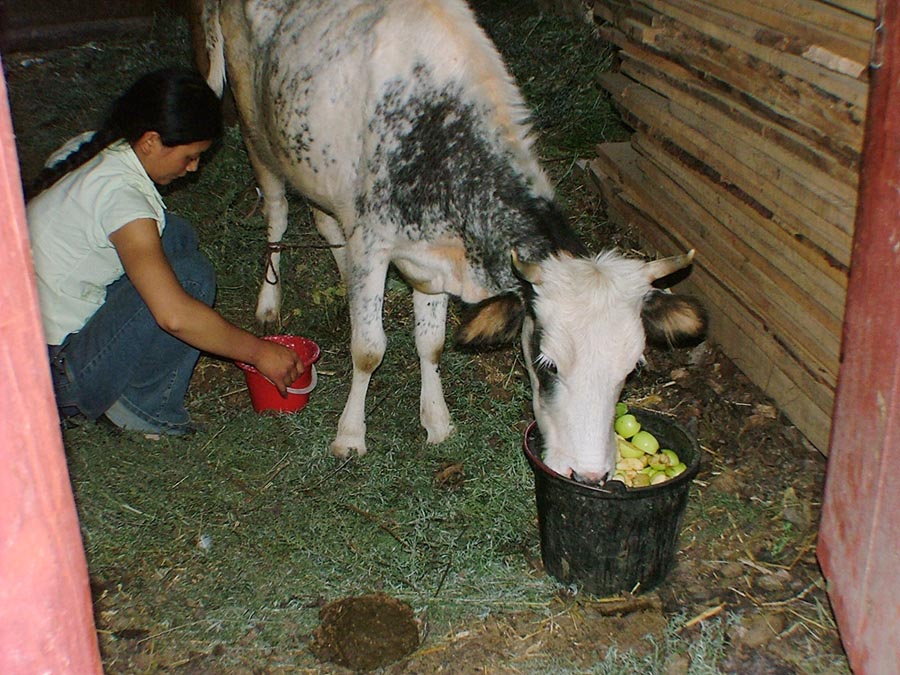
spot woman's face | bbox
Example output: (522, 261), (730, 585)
(134, 132), (213, 185)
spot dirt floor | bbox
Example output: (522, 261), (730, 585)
(4, 7), (850, 674)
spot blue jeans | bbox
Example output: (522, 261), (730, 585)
(49, 214), (216, 435)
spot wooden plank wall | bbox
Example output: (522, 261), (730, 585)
(586, 0), (876, 451)
(0, 0), (155, 52)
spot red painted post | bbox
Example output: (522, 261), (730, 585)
(818, 3), (900, 674)
(0, 61), (103, 672)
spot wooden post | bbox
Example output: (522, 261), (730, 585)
(0, 60), (103, 673)
(818, 2), (900, 673)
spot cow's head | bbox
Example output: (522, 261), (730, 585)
(458, 249), (705, 482)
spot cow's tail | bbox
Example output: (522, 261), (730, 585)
(191, 0), (227, 98)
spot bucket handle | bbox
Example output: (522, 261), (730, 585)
(286, 364), (317, 395)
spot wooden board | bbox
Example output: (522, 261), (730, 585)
(734, 0), (876, 39)
(642, 0), (870, 104)
(618, 55), (859, 223)
(599, 22), (865, 165)
(696, 0), (871, 75)
(0, 0), (154, 52)
(631, 134), (848, 320)
(599, 72), (855, 266)
(614, 47), (861, 196)
(817, 0), (876, 20)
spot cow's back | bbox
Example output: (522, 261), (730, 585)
(216, 0), (554, 268)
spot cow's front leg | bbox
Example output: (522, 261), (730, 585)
(253, 161), (289, 326)
(413, 290), (452, 443)
(331, 249), (390, 458)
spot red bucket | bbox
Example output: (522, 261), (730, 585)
(236, 335), (321, 414)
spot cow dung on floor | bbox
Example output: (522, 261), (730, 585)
(310, 593), (420, 671)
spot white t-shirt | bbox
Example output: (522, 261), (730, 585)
(27, 133), (166, 345)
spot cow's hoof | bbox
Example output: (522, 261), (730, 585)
(255, 308), (281, 328)
(424, 423), (454, 445)
(330, 437), (367, 458)
(255, 285), (282, 326)
(421, 400), (452, 444)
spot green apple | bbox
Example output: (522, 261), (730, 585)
(616, 437), (645, 459)
(614, 414), (641, 438)
(665, 462), (687, 478)
(631, 430), (660, 454)
(661, 449), (680, 465)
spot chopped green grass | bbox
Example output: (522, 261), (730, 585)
(67, 322), (550, 657)
(473, 1), (629, 159)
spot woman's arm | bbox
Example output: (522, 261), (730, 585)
(110, 218), (303, 395)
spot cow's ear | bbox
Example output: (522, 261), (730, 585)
(456, 292), (524, 347)
(642, 290), (707, 348)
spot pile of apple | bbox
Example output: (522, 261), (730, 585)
(612, 403), (687, 488)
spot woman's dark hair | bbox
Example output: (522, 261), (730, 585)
(25, 67), (223, 201)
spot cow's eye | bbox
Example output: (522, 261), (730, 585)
(536, 352), (558, 374)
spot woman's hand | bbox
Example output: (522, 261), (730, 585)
(253, 340), (305, 397)
(111, 218), (307, 387)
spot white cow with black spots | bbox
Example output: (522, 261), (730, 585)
(193, 0), (706, 482)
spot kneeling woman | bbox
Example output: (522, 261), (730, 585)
(26, 67), (303, 436)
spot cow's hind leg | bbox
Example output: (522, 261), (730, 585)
(330, 244), (390, 458)
(252, 158), (290, 326)
(312, 208), (348, 283)
(413, 290), (452, 443)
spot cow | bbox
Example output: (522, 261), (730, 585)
(193, 0), (706, 483)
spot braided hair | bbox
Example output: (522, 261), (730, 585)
(25, 67), (223, 202)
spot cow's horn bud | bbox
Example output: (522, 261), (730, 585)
(645, 249), (695, 282)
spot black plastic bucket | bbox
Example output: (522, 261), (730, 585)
(523, 408), (700, 596)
